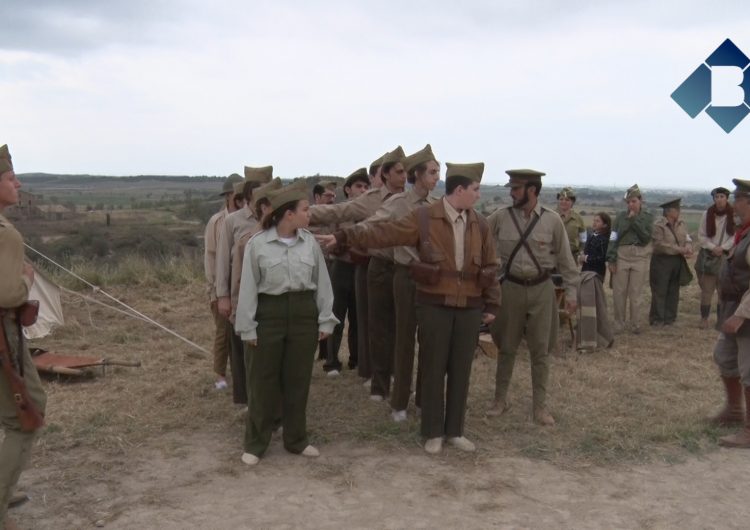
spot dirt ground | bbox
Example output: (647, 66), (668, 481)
(6, 275), (750, 529)
(13, 428), (750, 529)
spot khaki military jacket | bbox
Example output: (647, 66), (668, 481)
(0, 214), (31, 310)
(487, 203), (578, 301)
(204, 208), (227, 303)
(309, 186), (395, 226)
(336, 198), (500, 314)
(215, 206), (259, 298)
(652, 217), (691, 256)
(559, 209), (586, 254)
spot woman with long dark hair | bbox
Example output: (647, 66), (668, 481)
(235, 180), (338, 465)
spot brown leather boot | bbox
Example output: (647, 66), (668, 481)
(708, 376), (744, 426)
(718, 386), (750, 448)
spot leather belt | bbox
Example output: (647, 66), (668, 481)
(504, 271), (551, 287)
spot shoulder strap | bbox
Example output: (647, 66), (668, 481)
(504, 209), (544, 275)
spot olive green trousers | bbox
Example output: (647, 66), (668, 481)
(244, 292), (318, 457)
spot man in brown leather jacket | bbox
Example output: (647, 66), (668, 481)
(318, 162), (499, 454)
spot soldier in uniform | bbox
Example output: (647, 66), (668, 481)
(606, 184), (654, 334)
(235, 181), (338, 465)
(318, 162), (500, 454)
(697, 187), (734, 328)
(710, 178), (750, 448)
(649, 199), (693, 326)
(204, 173), (244, 390)
(369, 153), (386, 189)
(486, 169), (578, 426)
(216, 165), (274, 405)
(324, 169), (370, 375)
(379, 145), (440, 421)
(309, 147), (406, 393)
(556, 187), (587, 262)
(0, 145), (47, 530)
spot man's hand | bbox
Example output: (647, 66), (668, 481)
(565, 300), (577, 314)
(23, 262), (35, 286)
(482, 313), (496, 324)
(315, 234), (338, 251)
(319, 331), (330, 341)
(217, 296), (231, 318)
(721, 315), (745, 334)
(608, 263), (617, 275)
(712, 247), (724, 257)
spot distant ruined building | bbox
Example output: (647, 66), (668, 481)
(6, 191), (74, 221)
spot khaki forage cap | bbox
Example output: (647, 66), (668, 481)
(252, 177), (282, 206)
(268, 179), (309, 211)
(446, 162), (484, 183)
(0, 144), (13, 174)
(624, 184), (641, 200)
(221, 173), (243, 195)
(369, 152), (387, 173)
(403, 144), (437, 173)
(344, 167), (368, 187)
(659, 198), (682, 209)
(244, 165), (273, 183)
(557, 186), (576, 200)
(732, 178), (750, 197)
(382, 146), (406, 165)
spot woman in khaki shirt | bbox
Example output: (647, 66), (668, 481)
(235, 181), (338, 465)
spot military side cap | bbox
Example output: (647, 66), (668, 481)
(711, 186), (731, 197)
(382, 146), (406, 165)
(624, 184), (641, 200)
(659, 198), (682, 209)
(369, 152), (386, 173)
(221, 173), (243, 195)
(233, 181), (246, 195)
(732, 178), (750, 197)
(244, 165), (273, 183)
(344, 167), (368, 186)
(268, 179), (309, 211)
(404, 144), (437, 173)
(557, 186), (576, 199)
(504, 168), (545, 187)
(0, 144), (13, 174)
(446, 162), (484, 183)
(252, 177), (282, 206)
(318, 180), (337, 189)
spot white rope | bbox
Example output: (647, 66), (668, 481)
(59, 286), (152, 325)
(24, 243), (210, 356)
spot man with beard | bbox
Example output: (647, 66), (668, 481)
(486, 169), (578, 426)
(697, 187), (735, 328)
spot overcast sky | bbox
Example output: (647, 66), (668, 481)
(1, 0), (749, 188)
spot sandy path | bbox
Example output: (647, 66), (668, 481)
(13, 431), (750, 529)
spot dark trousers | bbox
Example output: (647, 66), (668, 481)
(391, 265), (421, 411)
(649, 254), (682, 325)
(325, 259), (358, 371)
(416, 303), (482, 439)
(229, 325), (247, 405)
(368, 257), (396, 397)
(244, 292), (318, 457)
(355, 262), (371, 379)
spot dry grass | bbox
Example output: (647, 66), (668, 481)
(28, 260), (729, 478)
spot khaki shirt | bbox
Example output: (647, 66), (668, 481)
(558, 209), (586, 254)
(443, 197), (468, 271)
(309, 186), (394, 226)
(0, 214), (31, 309)
(203, 208), (227, 302)
(487, 203), (578, 300)
(215, 206), (259, 298)
(234, 227), (339, 341)
(652, 217), (691, 256)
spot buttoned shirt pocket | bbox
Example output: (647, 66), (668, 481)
(531, 232), (554, 255)
(291, 254), (316, 287)
(260, 256), (286, 285)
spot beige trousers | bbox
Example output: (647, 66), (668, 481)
(612, 244), (652, 329)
